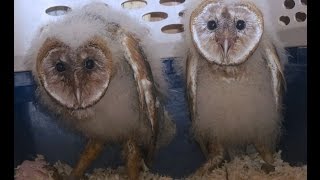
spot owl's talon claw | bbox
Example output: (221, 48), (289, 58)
(193, 167), (210, 177)
(261, 163), (275, 174)
(193, 161), (215, 177)
(141, 160), (150, 172)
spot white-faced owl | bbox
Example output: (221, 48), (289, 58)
(181, 0), (287, 175)
(24, 2), (175, 180)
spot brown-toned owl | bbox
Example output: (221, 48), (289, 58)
(181, 0), (287, 175)
(24, 2), (175, 180)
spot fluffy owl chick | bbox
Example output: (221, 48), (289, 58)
(182, 0), (287, 175)
(25, 2), (175, 180)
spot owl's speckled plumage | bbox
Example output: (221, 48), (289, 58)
(24, 2), (175, 179)
(181, 0), (287, 175)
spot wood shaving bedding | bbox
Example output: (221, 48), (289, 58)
(14, 151), (306, 180)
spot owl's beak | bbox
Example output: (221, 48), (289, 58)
(73, 70), (82, 106)
(76, 88), (81, 104)
(218, 38), (232, 58)
(223, 39), (229, 57)
(217, 32), (236, 60)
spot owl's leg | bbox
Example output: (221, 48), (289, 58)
(124, 139), (142, 180)
(67, 138), (105, 180)
(194, 140), (225, 176)
(145, 138), (156, 167)
(141, 159), (150, 172)
(254, 143), (275, 174)
(197, 138), (210, 159)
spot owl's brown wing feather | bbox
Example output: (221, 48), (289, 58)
(186, 50), (198, 122)
(121, 32), (158, 134)
(263, 43), (287, 112)
(186, 51), (213, 157)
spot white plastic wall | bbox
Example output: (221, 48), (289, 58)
(14, 0), (307, 72)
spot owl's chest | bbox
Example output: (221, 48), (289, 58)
(196, 57), (275, 115)
(76, 71), (145, 141)
(95, 76), (140, 123)
(194, 58), (279, 144)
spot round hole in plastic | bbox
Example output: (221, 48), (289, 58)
(178, 11), (184, 17)
(284, 0), (295, 9)
(121, 0), (147, 9)
(45, 6), (71, 16)
(301, 0), (307, 5)
(160, 0), (185, 6)
(143, 12), (168, 22)
(279, 16), (290, 25)
(161, 24), (184, 34)
(295, 12), (307, 22)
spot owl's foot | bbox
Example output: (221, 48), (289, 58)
(261, 163), (275, 174)
(193, 159), (223, 177)
(69, 138), (105, 180)
(124, 139), (142, 180)
(194, 140), (225, 177)
(193, 162), (211, 176)
(193, 157), (225, 177)
(145, 141), (156, 167)
(141, 159), (150, 172)
(254, 143), (275, 174)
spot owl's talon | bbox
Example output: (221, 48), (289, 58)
(141, 160), (150, 172)
(193, 165), (211, 177)
(193, 160), (219, 177)
(193, 167), (209, 177)
(261, 163), (275, 174)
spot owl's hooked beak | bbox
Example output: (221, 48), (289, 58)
(223, 39), (229, 57)
(216, 37), (236, 64)
(73, 70), (83, 108)
(216, 31), (236, 61)
(76, 88), (81, 104)
(72, 87), (83, 109)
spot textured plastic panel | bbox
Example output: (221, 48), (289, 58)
(14, 0), (307, 72)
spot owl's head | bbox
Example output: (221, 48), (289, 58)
(26, 2), (155, 112)
(189, 0), (264, 65)
(36, 36), (113, 110)
(27, 3), (122, 111)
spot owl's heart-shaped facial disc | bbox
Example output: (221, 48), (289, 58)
(190, 0), (264, 65)
(37, 37), (113, 110)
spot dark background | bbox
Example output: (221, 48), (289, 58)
(14, 47), (307, 178)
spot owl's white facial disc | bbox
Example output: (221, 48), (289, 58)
(190, 0), (264, 65)
(37, 37), (113, 110)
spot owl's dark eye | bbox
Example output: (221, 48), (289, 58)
(236, 20), (246, 30)
(55, 62), (66, 72)
(207, 20), (217, 30)
(84, 58), (95, 70)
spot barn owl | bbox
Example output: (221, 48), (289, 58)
(181, 0), (287, 175)
(25, 2), (175, 180)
